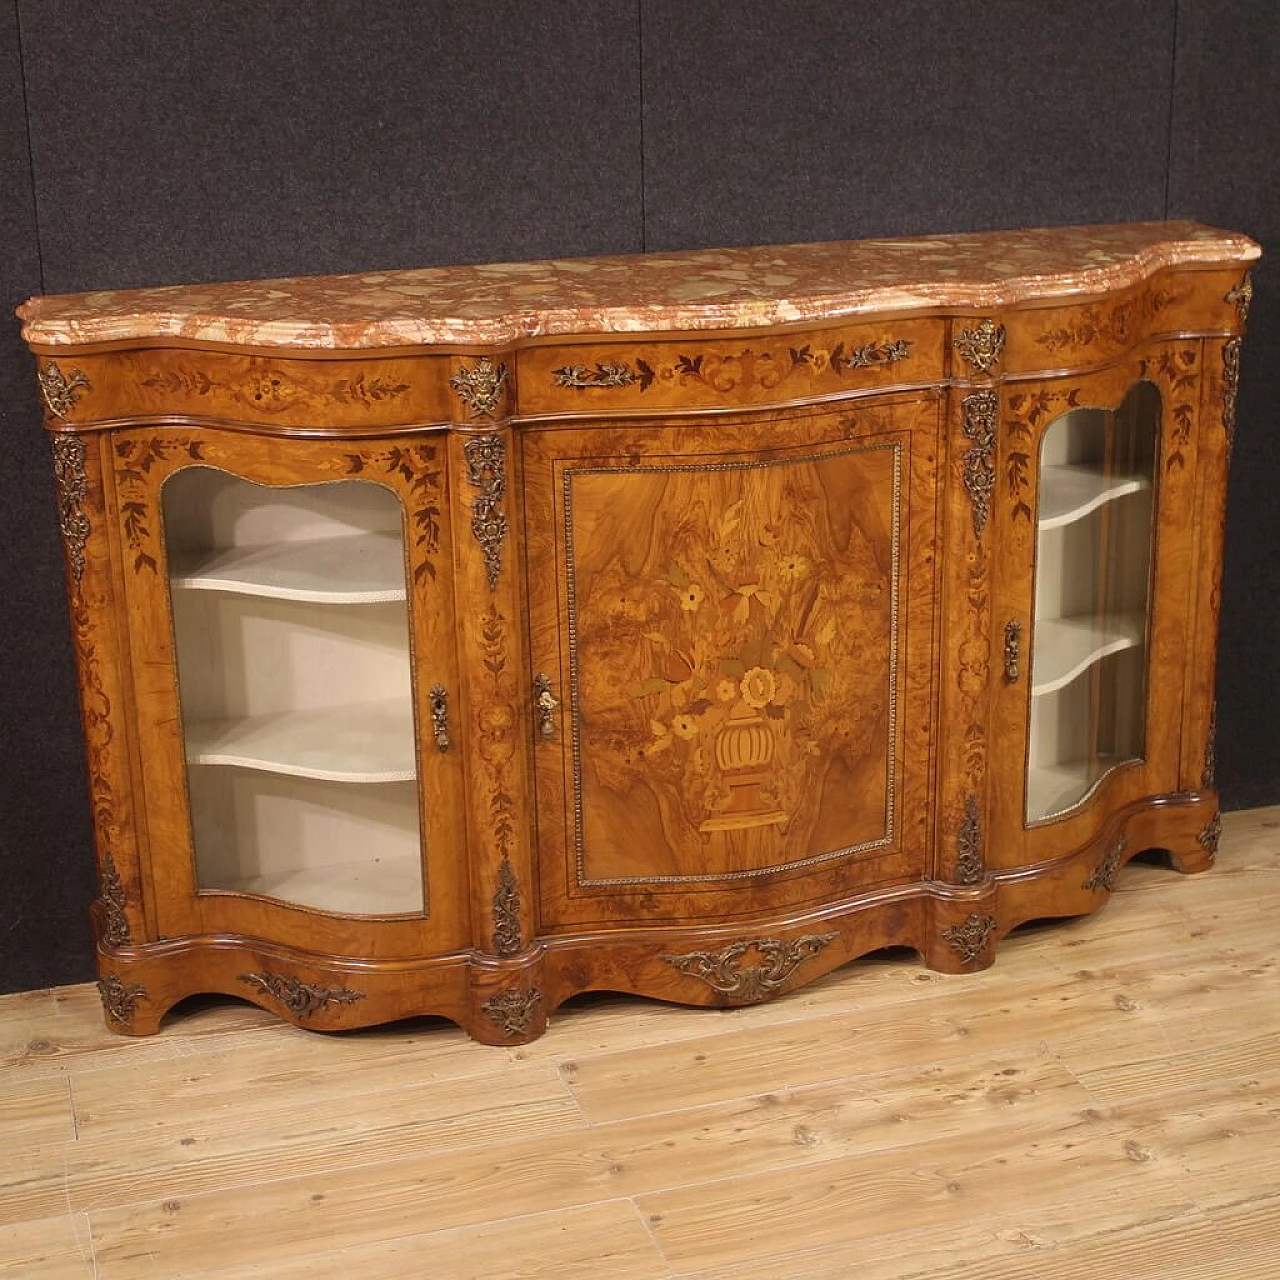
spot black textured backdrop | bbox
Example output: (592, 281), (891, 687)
(1, 0), (1275, 994)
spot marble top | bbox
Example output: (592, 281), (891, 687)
(17, 221), (1260, 350)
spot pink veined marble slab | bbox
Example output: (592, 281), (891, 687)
(17, 221), (1260, 351)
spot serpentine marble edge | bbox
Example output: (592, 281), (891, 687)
(18, 221), (1260, 350)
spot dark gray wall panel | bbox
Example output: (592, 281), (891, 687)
(641, 0), (1174, 249)
(23, 1), (642, 292)
(0, 0), (97, 994)
(1170, 1), (1280, 810)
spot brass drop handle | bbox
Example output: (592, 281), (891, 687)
(533, 673), (559, 740)
(429, 684), (451, 752)
(1004, 619), (1022, 684)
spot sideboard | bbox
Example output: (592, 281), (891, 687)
(18, 221), (1259, 1042)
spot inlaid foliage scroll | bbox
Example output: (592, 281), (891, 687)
(564, 438), (902, 886)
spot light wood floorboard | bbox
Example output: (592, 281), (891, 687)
(0, 806), (1275, 1277)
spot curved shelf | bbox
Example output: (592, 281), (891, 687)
(1031, 613), (1145, 697)
(185, 699), (417, 782)
(1038, 464), (1150, 531)
(168, 532), (407, 604)
(1026, 755), (1130, 823)
(207, 852), (425, 917)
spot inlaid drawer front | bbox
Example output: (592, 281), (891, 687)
(517, 316), (945, 416)
(1001, 269), (1247, 376)
(34, 348), (452, 431)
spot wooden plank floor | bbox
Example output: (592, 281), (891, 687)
(1, 806), (1277, 1279)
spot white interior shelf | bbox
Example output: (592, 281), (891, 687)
(206, 852), (425, 917)
(1038, 464), (1150, 531)
(168, 531), (408, 604)
(185, 699), (417, 782)
(1031, 613), (1146, 697)
(1026, 758), (1117, 821)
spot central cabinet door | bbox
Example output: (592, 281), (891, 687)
(523, 394), (942, 929)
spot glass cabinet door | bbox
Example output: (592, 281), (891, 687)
(1026, 382), (1159, 822)
(162, 468), (425, 915)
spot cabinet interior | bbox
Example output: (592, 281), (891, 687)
(1027, 381), (1158, 822)
(162, 469), (425, 915)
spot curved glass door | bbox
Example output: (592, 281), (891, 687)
(1027, 382), (1159, 822)
(162, 468), (424, 914)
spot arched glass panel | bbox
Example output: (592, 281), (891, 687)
(163, 468), (425, 914)
(1027, 381), (1159, 822)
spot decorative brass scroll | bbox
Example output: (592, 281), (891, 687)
(491, 856), (522, 957)
(1003, 619), (1022, 684)
(464, 434), (508, 591)
(100, 853), (131, 946)
(961, 390), (997, 538)
(38, 362), (91, 420)
(955, 794), (983, 885)
(661, 933), (837, 1001)
(1083, 837), (1127, 893)
(1226, 275), (1253, 326)
(954, 319), (1006, 375)
(1222, 338), (1241, 457)
(1197, 812), (1223, 858)
(829, 338), (912, 370)
(51, 434), (91, 583)
(97, 974), (146, 1027)
(943, 913), (997, 963)
(1202, 704), (1217, 791)
(483, 986), (541, 1037)
(238, 971), (364, 1020)
(553, 362), (644, 389)
(449, 356), (508, 418)
(533, 673), (559, 740)
(429, 685), (450, 753)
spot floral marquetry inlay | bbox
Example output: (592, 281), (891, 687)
(564, 436), (903, 887)
(139, 364), (410, 412)
(552, 339), (914, 399)
(114, 436), (206, 573)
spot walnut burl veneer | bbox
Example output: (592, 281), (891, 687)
(19, 222), (1259, 1044)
